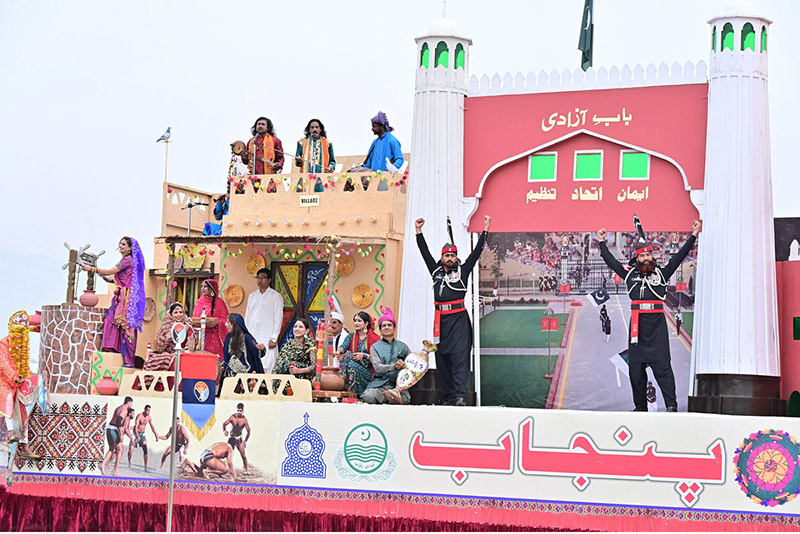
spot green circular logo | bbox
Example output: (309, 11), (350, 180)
(343, 423), (388, 474)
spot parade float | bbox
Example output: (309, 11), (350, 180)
(3, 3), (800, 532)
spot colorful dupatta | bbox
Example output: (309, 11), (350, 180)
(298, 137), (331, 173)
(247, 134), (276, 175)
(109, 237), (146, 342)
(192, 279), (229, 359)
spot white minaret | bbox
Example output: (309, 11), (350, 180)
(398, 18), (472, 352)
(690, 1), (781, 414)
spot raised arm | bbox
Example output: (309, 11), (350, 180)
(415, 218), (438, 273)
(597, 228), (628, 279)
(462, 216), (491, 277)
(662, 220), (700, 279)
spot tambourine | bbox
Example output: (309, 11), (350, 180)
(231, 140), (246, 155)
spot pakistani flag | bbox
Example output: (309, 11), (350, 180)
(586, 287), (610, 309)
(578, 0), (594, 71)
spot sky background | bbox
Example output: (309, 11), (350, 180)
(1, 0), (797, 338)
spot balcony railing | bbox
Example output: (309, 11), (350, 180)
(160, 154), (409, 239)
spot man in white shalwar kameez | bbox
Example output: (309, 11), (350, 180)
(245, 268), (284, 373)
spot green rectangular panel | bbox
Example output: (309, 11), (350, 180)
(794, 317), (800, 341)
(575, 153), (602, 180)
(529, 154), (556, 181)
(622, 152), (649, 178)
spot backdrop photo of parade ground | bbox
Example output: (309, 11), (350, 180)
(478, 230), (696, 412)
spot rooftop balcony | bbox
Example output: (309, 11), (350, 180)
(159, 154), (409, 242)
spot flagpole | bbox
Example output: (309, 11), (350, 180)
(163, 140), (170, 184)
(166, 346), (182, 532)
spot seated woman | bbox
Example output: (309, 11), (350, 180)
(152, 303), (196, 355)
(274, 318), (316, 381)
(143, 303), (196, 386)
(192, 279), (229, 362)
(222, 314), (264, 379)
(337, 312), (379, 397)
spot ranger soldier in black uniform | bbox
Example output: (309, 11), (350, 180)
(415, 215), (491, 406)
(597, 215), (700, 412)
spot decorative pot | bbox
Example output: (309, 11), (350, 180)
(320, 366), (344, 391)
(79, 290), (99, 307)
(96, 375), (120, 396)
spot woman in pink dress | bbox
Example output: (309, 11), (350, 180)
(83, 236), (146, 367)
(192, 279), (229, 361)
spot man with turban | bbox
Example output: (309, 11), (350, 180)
(361, 307), (411, 405)
(415, 215), (491, 406)
(363, 111), (404, 173)
(597, 215), (701, 412)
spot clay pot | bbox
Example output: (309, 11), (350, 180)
(79, 290), (99, 307)
(320, 366), (344, 391)
(95, 375), (120, 396)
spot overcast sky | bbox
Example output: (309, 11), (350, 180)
(0, 0), (797, 322)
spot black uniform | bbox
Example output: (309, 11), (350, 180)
(600, 307), (611, 336)
(599, 235), (696, 410)
(417, 230), (487, 404)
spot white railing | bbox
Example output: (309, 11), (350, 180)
(468, 60), (708, 96)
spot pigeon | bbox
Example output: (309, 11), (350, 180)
(156, 127), (171, 143)
(385, 157), (399, 173)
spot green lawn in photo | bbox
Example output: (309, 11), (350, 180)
(480, 354), (556, 408)
(680, 311), (694, 337)
(480, 309), (568, 348)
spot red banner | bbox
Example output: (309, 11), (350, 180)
(613, 273), (622, 285)
(541, 317), (560, 332)
(675, 282), (688, 292)
(559, 284), (571, 293)
(464, 84), (706, 232)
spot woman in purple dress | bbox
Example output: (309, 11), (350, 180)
(82, 236), (146, 367)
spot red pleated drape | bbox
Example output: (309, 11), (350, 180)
(0, 487), (572, 532)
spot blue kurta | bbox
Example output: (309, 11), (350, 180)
(364, 132), (403, 172)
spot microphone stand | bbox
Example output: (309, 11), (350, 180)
(181, 201), (209, 237)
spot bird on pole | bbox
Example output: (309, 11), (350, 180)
(156, 127), (172, 143)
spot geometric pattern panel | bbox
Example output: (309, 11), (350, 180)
(15, 401), (106, 473)
(278, 264), (301, 305)
(305, 264), (328, 310)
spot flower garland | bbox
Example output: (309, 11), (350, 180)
(232, 170), (409, 192)
(8, 310), (30, 379)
